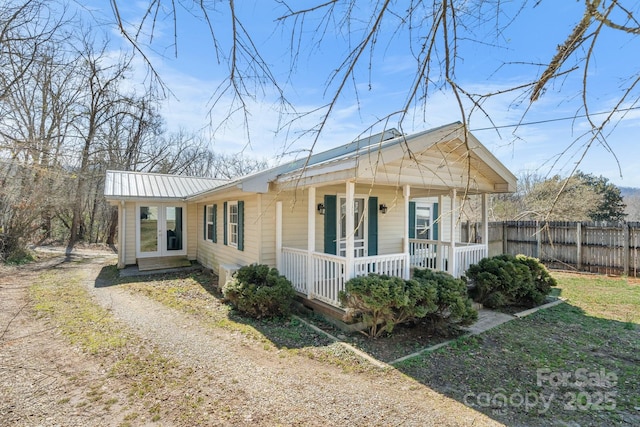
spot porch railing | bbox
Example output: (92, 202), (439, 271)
(353, 253), (408, 278)
(311, 252), (347, 306)
(281, 247), (407, 306)
(281, 242), (486, 308)
(280, 247), (308, 294)
(408, 239), (487, 278)
(452, 243), (487, 278)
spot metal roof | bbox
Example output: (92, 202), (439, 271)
(104, 170), (228, 200)
(105, 123), (516, 200)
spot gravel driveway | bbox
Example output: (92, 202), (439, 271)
(1, 250), (503, 426)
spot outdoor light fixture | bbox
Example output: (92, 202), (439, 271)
(317, 203), (325, 215)
(379, 204), (388, 214)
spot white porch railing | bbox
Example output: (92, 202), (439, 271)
(408, 239), (487, 278)
(281, 247), (407, 307)
(452, 243), (487, 278)
(280, 247), (308, 294)
(281, 242), (486, 308)
(311, 252), (347, 306)
(353, 253), (409, 278)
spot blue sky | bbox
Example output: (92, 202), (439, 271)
(89, 1), (640, 188)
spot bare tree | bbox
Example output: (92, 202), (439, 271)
(0, 1), (65, 101)
(106, 0), (640, 188)
(0, 12), (84, 258)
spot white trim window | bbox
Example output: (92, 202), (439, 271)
(228, 201), (239, 248)
(415, 203), (431, 240)
(206, 205), (214, 240)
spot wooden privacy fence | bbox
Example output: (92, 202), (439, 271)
(462, 221), (640, 277)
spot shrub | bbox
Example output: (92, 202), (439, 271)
(338, 274), (437, 338)
(412, 269), (478, 334)
(222, 264), (296, 318)
(464, 254), (557, 309)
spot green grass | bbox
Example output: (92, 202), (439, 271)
(395, 273), (640, 426)
(553, 272), (640, 323)
(31, 271), (130, 354)
(29, 262), (232, 425)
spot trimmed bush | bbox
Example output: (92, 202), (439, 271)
(412, 269), (478, 334)
(339, 274), (437, 338)
(464, 254), (557, 309)
(222, 264), (296, 318)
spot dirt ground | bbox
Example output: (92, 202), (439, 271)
(0, 249), (502, 426)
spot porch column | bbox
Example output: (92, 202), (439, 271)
(276, 201), (282, 271)
(307, 187), (316, 298)
(436, 194), (444, 271)
(482, 193), (489, 256)
(345, 181), (355, 280)
(403, 185), (411, 279)
(118, 201), (125, 268)
(449, 189), (457, 276)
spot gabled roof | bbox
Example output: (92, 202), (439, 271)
(105, 122), (517, 202)
(268, 122), (517, 194)
(104, 170), (227, 201)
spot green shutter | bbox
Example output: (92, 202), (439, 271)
(212, 204), (217, 243)
(203, 205), (207, 240)
(409, 201), (416, 239)
(237, 200), (244, 251)
(324, 195), (337, 255)
(433, 202), (439, 240)
(223, 201), (228, 245)
(368, 197), (378, 256)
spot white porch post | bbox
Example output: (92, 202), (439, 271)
(482, 193), (489, 256)
(437, 194), (444, 271)
(275, 201), (282, 272)
(345, 181), (355, 280)
(403, 185), (411, 279)
(118, 201), (125, 268)
(449, 189), (457, 276)
(307, 187), (316, 298)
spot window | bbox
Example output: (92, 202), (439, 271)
(205, 205), (216, 241)
(415, 204), (431, 240)
(228, 202), (239, 247)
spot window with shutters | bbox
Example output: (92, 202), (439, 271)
(206, 205), (215, 240)
(227, 201), (238, 248)
(415, 203), (431, 240)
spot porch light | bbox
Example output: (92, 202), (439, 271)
(379, 204), (388, 214)
(317, 203), (325, 215)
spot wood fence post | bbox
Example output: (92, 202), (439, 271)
(535, 221), (541, 259)
(502, 222), (507, 255)
(623, 222), (630, 276)
(576, 222), (582, 270)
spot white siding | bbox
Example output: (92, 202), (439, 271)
(194, 195), (263, 274)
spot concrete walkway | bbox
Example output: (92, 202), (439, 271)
(465, 309), (515, 335)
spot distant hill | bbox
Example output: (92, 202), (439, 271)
(620, 187), (640, 197)
(621, 187), (640, 221)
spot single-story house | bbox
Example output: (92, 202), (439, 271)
(104, 122), (516, 311)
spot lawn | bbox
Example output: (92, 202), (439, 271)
(395, 272), (640, 426)
(115, 268), (639, 425)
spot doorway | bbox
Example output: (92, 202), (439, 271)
(338, 197), (367, 257)
(136, 204), (186, 258)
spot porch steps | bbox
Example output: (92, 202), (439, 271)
(138, 256), (192, 271)
(296, 296), (367, 333)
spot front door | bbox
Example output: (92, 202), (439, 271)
(137, 204), (186, 258)
(338, 197), (367, 257)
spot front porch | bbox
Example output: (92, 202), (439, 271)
(274, 183), (491, 309)
(280, 240), (487, 308)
